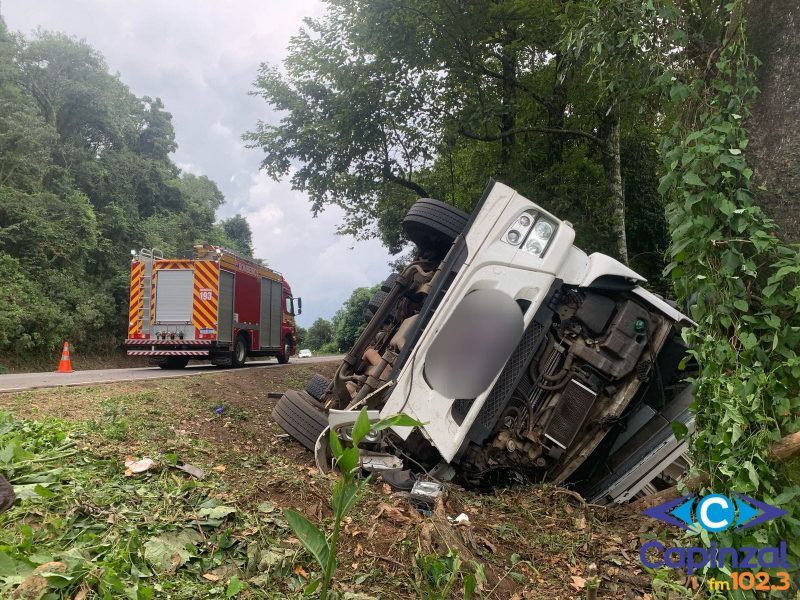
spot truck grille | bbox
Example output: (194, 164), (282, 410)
(544, 379), (598, 449)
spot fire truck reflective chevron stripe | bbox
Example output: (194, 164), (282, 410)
(192, 261), (219, 332)
(128, 261), (144, 336)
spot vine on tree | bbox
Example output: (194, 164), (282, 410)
(658, 0), (800, 583)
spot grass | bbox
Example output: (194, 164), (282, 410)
(0, 412), (302, 599)
(0, 367), (661, 599)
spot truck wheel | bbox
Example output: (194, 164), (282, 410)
(305, 373), (331, 402)
(381, 272), (400, 292)
(367, 290), (389, 317)
(277, 338), (291, 364)
(402, 198), (469, 256)
(159, 357), (189, 370)
(0, 473), (14, 514)
(272, 391), (328, 451)
(232, 334), (248, 368)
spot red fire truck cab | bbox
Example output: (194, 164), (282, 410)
(125, 245), (301, 369)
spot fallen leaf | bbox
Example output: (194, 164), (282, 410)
(72, 586), (89, 600)
(375, 503), (414, 525)
(570, 575), (586, 590)
(294, 565), (309, 579)
(479, 536), (497, 553)
(202, 573), (220, 582)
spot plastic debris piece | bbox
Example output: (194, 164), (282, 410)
(124, 457), (157, 475)
(448, 512), (470, 526)
(174, 463), (205, 479)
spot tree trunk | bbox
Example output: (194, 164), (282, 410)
(744, 0), (800, 243)
(498, 30), (518, 173)
(547, 54), (568, 164)
(599, 107), (629, 264)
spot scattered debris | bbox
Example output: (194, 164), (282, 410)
(449, 513), (470, 526)
(172, 462), (205, 479)
(409, 480), (443, 510)
(123, 456), (157, 476)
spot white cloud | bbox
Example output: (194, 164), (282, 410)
(241, 173), (391, 325)
(2, 0), (395, 324)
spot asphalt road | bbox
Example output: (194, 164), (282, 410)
(0, 355), (344, 393)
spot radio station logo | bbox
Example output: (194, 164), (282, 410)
(639, 493), (790, 577)
(643, 493), (787, 532)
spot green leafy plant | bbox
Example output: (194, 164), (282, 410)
(655, 0), (800, 589)
(283, 408), (422, 598)
(412, 549), (486, 600)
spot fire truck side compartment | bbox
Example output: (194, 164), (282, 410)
(218, 270), (235, 343)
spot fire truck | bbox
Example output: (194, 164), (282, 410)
(125, 244), (301, 369)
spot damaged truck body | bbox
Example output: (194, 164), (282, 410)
(274, 182), (695, 504)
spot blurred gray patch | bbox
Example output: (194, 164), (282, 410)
(424, 289), (524, 399)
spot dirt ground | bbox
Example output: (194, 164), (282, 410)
(0, 363), (675, 599)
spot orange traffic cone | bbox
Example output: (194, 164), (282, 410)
(56, 342), (73, 373)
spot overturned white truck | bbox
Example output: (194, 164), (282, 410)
(274, 181), (695, 504)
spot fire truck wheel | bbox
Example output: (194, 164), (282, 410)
(305, 373), (331, 402)
(159, 357), (189, 370)
(272, 392), (328, 451)
(232, 334), (248, 368)
(277, 338), (291, 364)
(402, 198), (469, 256)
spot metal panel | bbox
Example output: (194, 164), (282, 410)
(154, 270), (194, 323)
(218, 270), (235, 343)
(270, 280), (282, 347)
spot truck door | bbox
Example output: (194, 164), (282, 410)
(259, 278), (283, 348)
(218, 270), (235, 343)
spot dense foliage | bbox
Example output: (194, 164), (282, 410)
(657, 0), (800, 581)
(0, 20), (252, 359)
(246, 0), (670, 276)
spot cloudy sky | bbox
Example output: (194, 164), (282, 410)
(2, 0), (393, 326)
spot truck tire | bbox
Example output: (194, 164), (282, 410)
(402, 198), (469, 256)
(272, 391), (328, 451)
(305, 373), (331, 402)
(277, 338), (291, 364)
(381, 272), (400, 292)
(232, 334), (248, 368)
(159, 357), (189, 370)
(367, 290), (389, 316)
(0, 474), (14, 514)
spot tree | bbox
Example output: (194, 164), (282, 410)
(247, 0), (667, 264)
(218, 214), (254, 257)
(295, 325), (307, 349)
(744, 0), (800, 243)
(333, 286), (377, 351)
(0, 22), (238, 359)
(305, 318), (335, 351)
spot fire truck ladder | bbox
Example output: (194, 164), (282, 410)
(138, 248), (163, 336)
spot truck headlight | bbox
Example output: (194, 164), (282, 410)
(502, 212), (557, 257)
